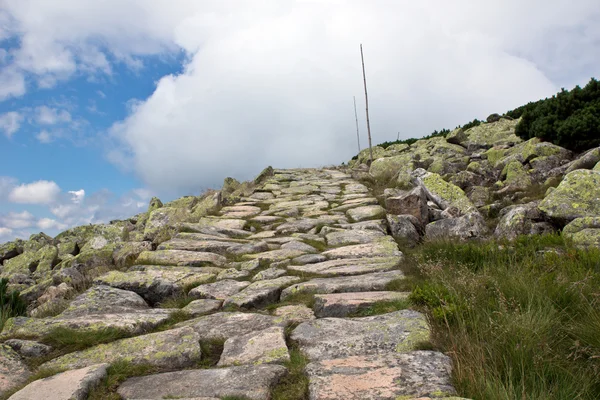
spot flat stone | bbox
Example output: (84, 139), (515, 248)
(291, 310), (430, 361)
(325, 229), (386, 246)
(176, 232), (249, 243)
(314, 291), (409, 317)
(280, 270), (404, 299)
(287, 257), (399, 277)
(292, 254), (327, 265)
(217, 268), (251, 280)
(182, 299), (222, 316)
(224, 276), (301, 308)
(220, 205), (262, 219)
(188, 280), (250, 301)
(252, 267), (287, 281)
(175, 312), (286, 341)
(60, 285), (149, 317)
(322, 237), (403, 259)
(136, 250), (227, 267)
(305, 352), (456, 400)
(281, 240), (318, 253)
(346, 205), (386, 222)
(243, 248), (306, 263)
(250, 216), (283, 224)
(218, 327), (289, 367)
(41, 327), (201, 370)
(275, 219), (321, 234)
(95, 266), (215, 305)
(157, 238), (238, 254)
(248, 230), (277, 239)
(196, 217), (248, 230)
(273, 305), (316, 325)
(226, 241), (270, 256)
(117, 364), (287, 400)
(179, 225), (252, 239)
(330, 197), (379, 212)
(4, 340), (52, 359)
(8, 364), (108, 400)
(0, 345), (30, 397)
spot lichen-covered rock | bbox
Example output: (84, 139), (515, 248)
(117, 364), (287, 400)
(467, 186), (491, 208)
(501, 160), (532, 191)
(223, 276), (301, 309)
(445, 127), (467, 145)
(113, 241), (152, 268)
(135, 249), (227, 267)
(425, 213), (488, 241)
(347, 205), (386, 222)
(189, 279), (250, 301)
(291, 310), (430, 360)
(325, 229), (385, 246)
(494, 203), (548, 240)
(190, 191), (222, 221)
(385, 187), (428, 225)
(4, 339), (52, 359)
(8, 364), (108, 400)
(0, 345), (30, 397)
(565, 148), (600, 173)
(322, 237), (402, 260)
(0, 240), (23, 264)
(563, 217), (600, 248)
(460, 118), (521, 150)
(175, 312), (286, 341)
(181, 299), (222, 316)
(314, 291), (409, 318)
(387, 214), (421, 248)
(41, 327), (201, 370)
(288, 257), (399, 277)
(538, 170), (600, 221)
(357, 146), (387, 164)
(411, 169), (477, 215)
(305, 351), (457, 400)
(143, 206), (190, 243)
(23, 233), (54, 253)
(2, 244), (58, 276)
(369, 154), (411, 180)
(218, 326), (289, 367)
(272, 305), (315, 325)
(60, 285), (149, 317)
(252, 267), (287, 281)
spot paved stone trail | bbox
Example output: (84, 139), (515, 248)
(5, 168), (464, 400)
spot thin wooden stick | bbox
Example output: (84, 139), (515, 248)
(360, 44), (373, 164)
(353, 96), (361, 153)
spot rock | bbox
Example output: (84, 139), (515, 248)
(143, 207), (190, 243)
(385, 187), (429, 225)
(291, 310), (430, 360)
(445, 127), (467, 145)
(4, 340), (52, 359)
(467, 186), (491, 208)
(95, 266), (215, 305)
(322, 237), (402, 259)
(325, 229), (385, 246)
(148, 196), (163, 212)
(563, 217), (600, 248)
(425, 213), (488, 241)
(223, 276), (301, 308)
(287, 257), (399, 276)
(347, 205), (386, 222)
(216, 268), (251, 281)
(182, 299), (222, 316)
(52, 267), (86, 288)
(243, 249), (306, 263)
(2, 245), (58, 276)
(539, 170), (600, 221)
(337, 219), (387, 233)
(227, 241), (270, 256)
(357, 146), (387, 164)
(220, 205), (261, 219)
(280, 240), (317, 253)
(0, 345), (30, 396)
(460, 118), (521, 150)
(313, 291), (409, 317)
(272, 305), (315, 324)
(411, 169), (477, 215)
(566, 148), (600, 173)
(0, 240), (23, 264)
(23, 233), (54, 253)
(387, 214), (421, 248)
(117, 364), (286, 400)
(281, 270), (404, 299)
(60, 285), (149, 317)
(305, 351), (456, 400)
(218, 326), (289, 367)
(175, 312), (286, 341)
(41, 327), (201, 370)
(8, 364), (108, 400)
(255, 166), (275, 184)
(135, 250), (227, 267)
(275, 219), (321, 234)
(494, 203), (546, 240)
(487, 113), (501, 123)
(157, 238), (238, 254)
(252, 267), (287, 281)
(291, 254), (327, 265)
(501, 160), (532, 191)
(189, 280), (251, 300)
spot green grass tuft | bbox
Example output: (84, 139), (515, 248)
(347, 298), (411, 317)
(87, 360), (159, 400)
(270, 345), (309, 400)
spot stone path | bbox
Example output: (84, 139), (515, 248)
(3, 168), (463, 400)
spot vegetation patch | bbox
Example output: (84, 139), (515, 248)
(270, 343), (309, 400)
(346, 298), (412, 317)
(0, 278), (26, 332)
(87, 360), (159, 400)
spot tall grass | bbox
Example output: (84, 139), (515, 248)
(408, 234), (600, 400)
(0, 278), (26, 332)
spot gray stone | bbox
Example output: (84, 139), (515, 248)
(182, 299), (222, 316)
(346, 205), (386, 222)
(157, 238), (238, 254)
(243, 248), (306, 263)
(135, 250), (227, 267)
(223, 276), (301, 308)
(252, 267), (287, 281)
(291, 254), (327, 265)
(291, 310), (430, 361)
(4, 340), (52, 359)
(425, 213), (488, 241)
(539, 170), (600, 221)
(322, 237), (402, 259)
(313, 291), (409, 317)
(306, 351), (456, 400)
(387, 214), (421, 248)
(0, 345), (30, 396)
(217, 268), (251, 281)
(325, 229), (385, 246)
(218, 327), (289, 367)
(411, 168), (477, 215)
(117, 364), (287, 400)
(8, 364), (108, 400)
(281, 270), (404, 299)
(227, 241), (270, 256)
(189, 280), (250, 301)
(385, 187), (429, 225)
(60, 285), (149, 317)
(280, 240), (318, 253)
(287, 257), (399, 276)
(175, 312), (286, 341)
(272, 305), (315, 325)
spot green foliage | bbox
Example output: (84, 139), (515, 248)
(408, 234), (600, 399)
(87, 360), (159, 400)
(42, 326), (132, 353)
(271, 345), (309, 400)
(513, 78), (600, 152)
(0, 278), (26, 332)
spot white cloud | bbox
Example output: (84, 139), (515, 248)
(0, 227), (13, 239)
(0, 211), (36, 229)
(68, 189), (85, 204)
(35, 106), (72, 125)
(36, 130), (52, 143)
(8, 180), (61, 204)
(97, 90), (106, 98)
(0, 66), (26, 101)
(0, 111), (23, 138)
(37, 217), (68, 231)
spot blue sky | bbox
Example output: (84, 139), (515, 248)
(0, 0), (599, 242)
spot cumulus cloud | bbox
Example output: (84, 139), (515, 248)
(68, 189), (85, 204)
(0, 211), (36, 229)
(36, 130), (52, 143)
(1, 1), (600, 192)
(37, 217), (68, 231)
(0, 111), (23, 138)
(8, 180), (61, 204)
(35, 106), (72, 125)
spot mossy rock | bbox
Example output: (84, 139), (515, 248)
(23, 233), (54, 253)
(563, 217), (600, 248)
(461, 118), (521, 149)
(356, 146), (386, 164)
(2, 245), (58, 276)
(369, 154), (411, 180)
(144, 207), (191, 242)
(164, 196), (199, 210)
(411, 169), (477, 215)
(0, 239), (24, 263)
(54, 224), (124, 250)
(539, 170), (600, 221)
(502, 160), (532, 189)
(147, 196), (163, 212)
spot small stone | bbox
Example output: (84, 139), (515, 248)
(218, 326), (289, 367)
(273, 305), (316, 324)
(189, 279), (250, 300)
(4, 340), (52, 359)
(252, 267), (287, 281)
(182, 299), (222, 316)
(346, 205), (386, 222)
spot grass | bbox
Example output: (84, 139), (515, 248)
(87, 360), (159, 400)
(406, 234), (600, 400)
(198, 338), (226, 368)
(158, 295), (195, 309)
(42, 326), (132, 353)
(0, 278), (26, 332)
(270, 344), (309, 400)
(267, 292), (316, 311)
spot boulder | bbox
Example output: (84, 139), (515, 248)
(321, 237), (402, 260)
(0, 345), (30, 397)
(0, 240), (23, 264)
(4, 340), (52, 359)
(566, 148), (600, 173)
(346, 205), (386, 222)
(272, 305), (315, 325)
(385, 187), (428, 224)
(175, 312), (286, 341)
(494, 202), (549, 240)
(563, 217), (600, 248)
(218, 326), (289, 367)
(425, 213), (488, 241)
(538, 170), (600, 221)
(411, 169), (477, 215)
(223, 276), (301, 309)
(386, 214), (421, 248)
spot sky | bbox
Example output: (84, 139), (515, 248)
(0, 0), (599, 242)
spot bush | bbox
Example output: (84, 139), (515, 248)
(0, 278), (26, 331)
(513, 78), (600, 152)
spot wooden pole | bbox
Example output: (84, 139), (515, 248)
(397, 131), (400, 141)
(353, 96), (361, 153)
(360, 44), (373, 164)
